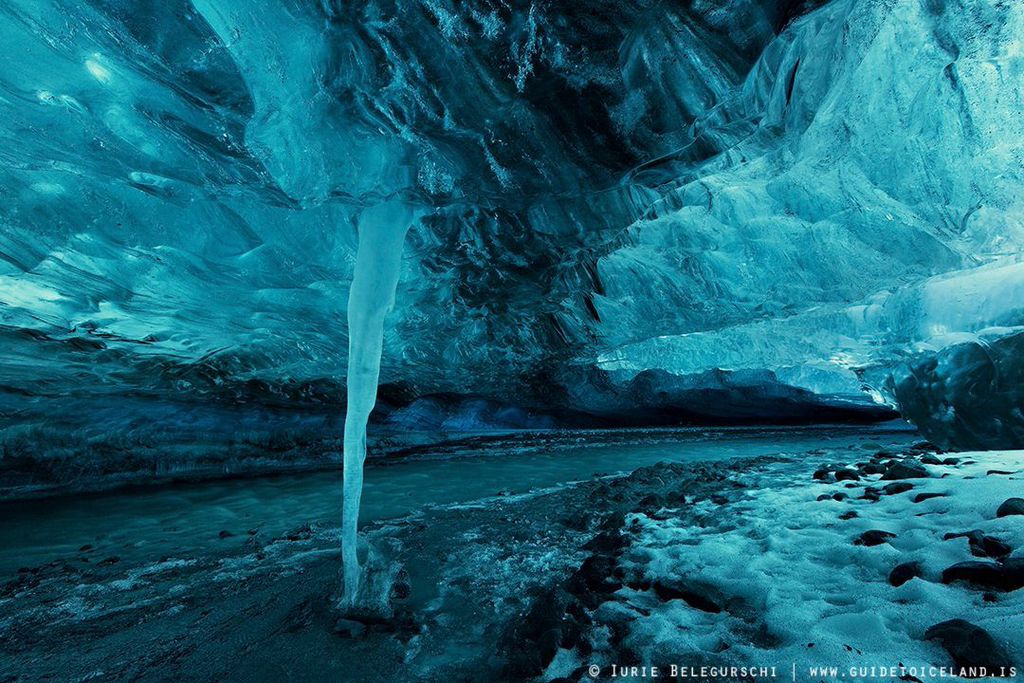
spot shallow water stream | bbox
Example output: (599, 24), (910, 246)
(0, 424), (917, 577)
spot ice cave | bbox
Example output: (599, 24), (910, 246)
(1, 0), (1023, 680)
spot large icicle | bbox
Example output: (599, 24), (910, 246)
(341, 200), (415, 608)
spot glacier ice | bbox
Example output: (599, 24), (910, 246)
(342, 201), (417, 606)
(1, 0), (1024, 498)
(891, 330), (1024, 451)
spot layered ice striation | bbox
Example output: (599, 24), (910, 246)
(1, 0), (1024, 486)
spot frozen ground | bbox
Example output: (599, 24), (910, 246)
(0, 435), (1021, 681)
(583, 450), (1024, 681)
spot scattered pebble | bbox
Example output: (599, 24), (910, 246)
(913, 492), (947, 503)
(941, 559), (1024, 592)
(944, 531), (1011, 560)
(881, 461), (929, 480)
(835, 468), (860, 482)
(854, 530), (897, 547)
(995, 498), (1024, 518)
(883, 482), (914, 495)
(652, 580), (722, 614)
(889, 561), (922, 587)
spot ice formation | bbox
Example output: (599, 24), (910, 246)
(342, 201), (417, 606)
(1, 0), (1023, 491)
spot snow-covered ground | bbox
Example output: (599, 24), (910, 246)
(577, 450), (1024, 681)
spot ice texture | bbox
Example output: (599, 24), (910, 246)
(1, 0), (1023, 460)
(342, 201), (416, 606)
(892, 331), (1024, 451)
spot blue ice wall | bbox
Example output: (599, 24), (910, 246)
(1, 0), (1023, 480)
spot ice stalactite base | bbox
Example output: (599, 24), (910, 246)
(341, 201), (416, 610)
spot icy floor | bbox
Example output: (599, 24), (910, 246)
(1, 432), (1021, 681)
(588, 450), (1024, 680)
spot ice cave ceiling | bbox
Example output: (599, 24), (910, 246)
(2, 0), (1024, 449)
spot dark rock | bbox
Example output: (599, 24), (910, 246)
(996, 498), (1024, 518)
(664, 491), (688, 506)
(638, 493), (666, 512)
(218, 530), (234, 539)
(536, 628), (562, 669)
(390, 569), (412, 601)
(975, 537), (1012, 561)
(909, 441), (941, 454)
(835, 468), (860, 482)
(883, 482), (914, 495)
(501, 587), (574, 678)
(98, 556), (120, 566)
(859, 462), (886, 476)
(285, 523), (314, 541)
(988, 470), (1015, 476)
(941, 559), (1024, 592)
(813, 468), (831, 480)
(944, 531), (1011, 560)
(621, 648), (643, 666)
(942, 458), (960, 466)
(924, 619), (1013, 673)
(78, 544), (93, 553)
(839, 511), (859, 520)
(599, 512), (626, 532)
(560, 620), (581, 649)
(889, 561), (922, 587)
(861, 488), (881, 502)
(506, 649), (544, 678)
(583, 531), (628, 555)
(574, 555), (622, 595)
(921, 455), (943, 465)
(651, 580), (721, 613)
(913, 492), (948, 503)
(710, 494), (729, 505)
(881, 461), (929, 480)
(854, 530), (897, 547)
(566, 599), (591, 626)
(569, 667), (593, 682)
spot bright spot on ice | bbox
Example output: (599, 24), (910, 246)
(866, 387), (888, 405)
(0, 276), (65, 312)
(85, 57), (112, 83)
(30, 182), (65, 195)
(827, 352), (859, 369)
